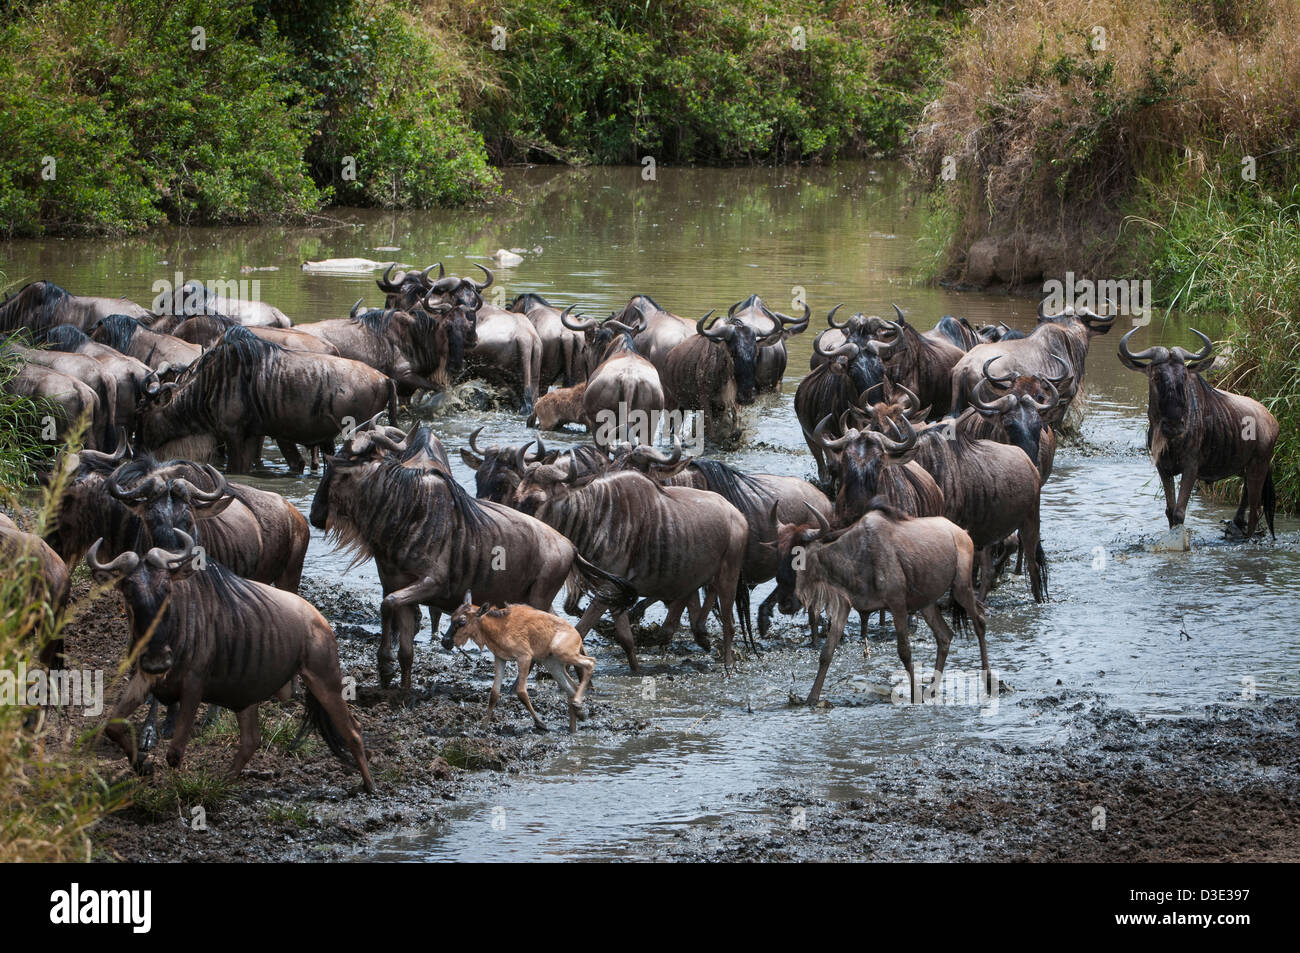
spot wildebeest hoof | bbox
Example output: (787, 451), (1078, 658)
(532, 722), (549, 733)
(693, 631), (711, 650)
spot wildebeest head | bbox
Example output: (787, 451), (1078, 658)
(698, 311), (782, 405)
(1118, 327), (1214, 437)
(460, 426), (543, 502)
(607, 437), (691, 481)
(561, 307), (643, 372)
(105, 459), (235, 554)
(376, 263), (440, 311)
(86, 530), (198, 675)
(770, 501), (832, 616)
(813, 412), (918, 516)
(813, 322), (888, 398)
(1037, 300), (1117, 337)
(410, 264), (493, 349)
(969, 355), (1065, 464)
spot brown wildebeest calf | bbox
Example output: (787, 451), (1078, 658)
(441, 595), (594, 732)
(528, 381), (588, 432)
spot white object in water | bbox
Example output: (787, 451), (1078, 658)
(1146, 525), (1191, 553)
(301, 258), (403, 272)
(492, 248), (524, 267)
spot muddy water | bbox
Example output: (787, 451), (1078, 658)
(4, 163), (1298, 860)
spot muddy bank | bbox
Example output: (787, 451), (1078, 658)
(657, 695), (1300, 862)
(53, 575), (638, 863)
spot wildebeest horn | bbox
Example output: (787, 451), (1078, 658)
(420, 264), (436, 282)
(109, 471), (166, 504)
(804, 501), (831, 537)
(1117, 327), (1162, 369)
(1029, 377), (1060, 413)
(813, 328), (858, 361)
(982, 356), (1017, 387)
(697, 310), (727, 339)
(180, 464), (229, 502)
(471, 264), (494, 292)
(602, 317), (639, 335)
(514, 440), (537, 474)
(1037, 298), (1049, 322)
(468, 425), (488, 456)
(971, 379), (1018, 415)
(377, 264), (400, 293)
(825, 304), (848, 329)
(77, 441), (128, 468)
(369, 429), (408, 454)
(560, 305), (598, 332)
(350, 298), (364, 320)
(86, 538), (140, 576)
(145, 529), (196, 570)
(775, 302), (811, 330)
(430, 276), (460, 294)
(891, 381), (921, 411)
(1172, 328), (1214, 368)
(639, 436), (682, 466)
(892, 304), (907, 325)
(155, 361), (171, 378)
(1044, 356), (1073, 390)
(813, 413), (854, 452)
(868, 414), (916, 455)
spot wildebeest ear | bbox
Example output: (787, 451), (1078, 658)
(459, 448), (482, 471)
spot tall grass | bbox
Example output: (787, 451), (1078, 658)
(0, 356), (127, 861)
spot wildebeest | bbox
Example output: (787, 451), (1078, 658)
(441, 595), (595, 733)
(612, 295), (696, 373)
(511, 461), (748, 671)
(772, 500), (988, 706)
(87, 531), (373, 790)
(170, 314), (340, 354)
(46, 444), (310, 593)
(154, 279), (292, 328)
(926, 315), (981, 351)
(795, 320), (889, 482)
(609, 441), (832, 640)
(0, 512), (71, 667)
(661, 311), (780, 446)
(528, 381), (588, 431)
(0, 281), (154, 335)
(959, 356), (1063, 483)
(460, 428), (607, 504)
(1119, 327), (1278, 538)
(464, 303), (544, 413)
(310, 447), (633, 690)
(3, 360), (107, 449)
(898, 415), (1047, 602)
(396, 263), (490, 351)
(90, 314), (201, 373)
(561, 309), (665, 449)
(41, 325), (161, 439)
(869, 305), (966, 419)
(297, 297), (459, 394)
(4, 340), (119, 450)
(951, 302), (1114, 425)
(136, 327), (397, 474)
(810, 412), (945, 527)
(509, 293), (585, 390)
(726, 295), (810, 390)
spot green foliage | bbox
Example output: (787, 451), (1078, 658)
(469, 0), (956, 165)
(0, 0), (325, 236)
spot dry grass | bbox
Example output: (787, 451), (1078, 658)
(913, 0), (1300, 279)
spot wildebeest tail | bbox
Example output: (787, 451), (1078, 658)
(950, 599), (971, 638)
(1264, 467), (1276, 538)
(569, 554), (636, 613)
(301, 689), (361, 771)
(734, 576), (753, 642)
(1034, 540), (1048, 601)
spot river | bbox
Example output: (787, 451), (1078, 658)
(4, 162), (1297, 860)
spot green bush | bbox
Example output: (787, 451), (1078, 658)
(0, 0), (326, 236)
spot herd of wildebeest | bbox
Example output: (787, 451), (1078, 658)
(0, 263), (1281, 794)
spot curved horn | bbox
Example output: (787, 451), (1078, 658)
(1172, 328), (1214, 368)
(86, 538), (139, 576)
(812, 413), (854, 452)
(891, 381), (921, 412)
(1117, 327), (1161, 369)
(813, 329), (859, 361)
(825, 304), (848, 329)
(804, 501), (831, 537)
(181, 464), (229, 502)
(1027, 376), (1060, 413)
(892, 303), (907, 325)
(419, 264), (436, 283)
(471, 263), (494, 292)
(982, 355), (1017, 387)
(971, 379), (1018, 415)
(109, 471), (165, 504)
(76, 442), (128, 468)
(377, 264), (400, 292)
(1037, 298), (1049, 322)
(639, 436), (682, 466)
(350, 298), (364, 320)
(468, 425), (487, 456)
(560, 305), (598, 332)
(145, 529), (196, 570)
(775, 301), (811, 330)
(696, 310), (727, 339)
(866, 414), (916, 455)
